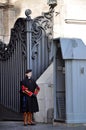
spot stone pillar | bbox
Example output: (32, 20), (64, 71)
(0, 9), (4, 42)
(0, 3), (15, 44)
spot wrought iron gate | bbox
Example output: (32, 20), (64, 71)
(0, 18), (27, 118)
(0, 9), (53, 119)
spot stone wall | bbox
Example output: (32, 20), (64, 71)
(35, 63), (54, 123)
(0, 0), (86, 44)
(65, 0), (86, 44)
(0, 1), (15, 43)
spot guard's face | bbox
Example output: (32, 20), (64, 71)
(26, 72), (32, 78)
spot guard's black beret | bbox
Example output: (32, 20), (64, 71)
(25, 69), (32, 74)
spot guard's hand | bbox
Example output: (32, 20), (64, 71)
(32, 93), (36, 97)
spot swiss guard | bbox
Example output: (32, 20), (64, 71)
(20, 69), (40, 126)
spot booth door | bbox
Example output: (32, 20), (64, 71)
(56, 45), (66, 121)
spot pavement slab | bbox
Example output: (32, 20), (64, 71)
(0, 121), (86, 130)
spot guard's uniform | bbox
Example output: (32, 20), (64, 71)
(20, 76), (40, 113)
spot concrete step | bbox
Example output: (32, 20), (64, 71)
(0, 104), (23, 121)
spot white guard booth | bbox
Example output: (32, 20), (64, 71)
(53, 38), (86, 123)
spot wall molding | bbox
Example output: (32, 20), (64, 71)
(65, 19), (86, 24)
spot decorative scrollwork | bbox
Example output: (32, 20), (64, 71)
(0, 8), (54, 61)
(25, 9), (32, 20)
(30, 9), (54, 59)
(33, 10), (53, 39)
(32, 20), (43, 46)
(0, 18), (26, 60)
(13, 18), (27, 58)
(0, 40), (7, 60)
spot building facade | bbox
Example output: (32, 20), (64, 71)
(0, 0), (86, 44)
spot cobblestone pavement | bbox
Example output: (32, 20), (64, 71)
(0, 121), (86, 130)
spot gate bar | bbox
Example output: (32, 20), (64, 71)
(25, 9), (32, 70)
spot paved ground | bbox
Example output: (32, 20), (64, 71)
(0, 121), (86, 130)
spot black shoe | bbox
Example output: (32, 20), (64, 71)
(28, 122), (36, 125)
(31, 122), (36, 125)
(28, 123), (31, 125)
(24, 124), (27, 126)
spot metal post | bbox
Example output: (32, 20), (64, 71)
(46, 0), (57, 61)
(25, 9), (32, 69)
(53, 43), (58, 120)
(47, 0), (57, 121)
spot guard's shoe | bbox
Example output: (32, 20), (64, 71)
(24, 124), (27, 126)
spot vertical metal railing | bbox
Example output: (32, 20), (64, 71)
(0, 18), (27, 112)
